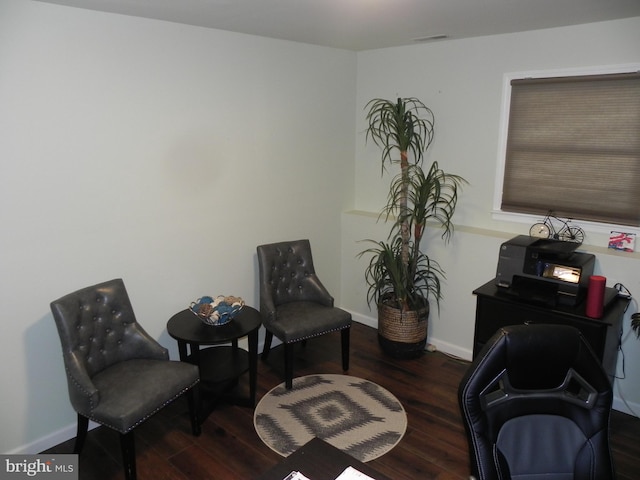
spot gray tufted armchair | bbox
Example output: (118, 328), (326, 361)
(257, 239), (352, 389)
(50, 278), (200, 480)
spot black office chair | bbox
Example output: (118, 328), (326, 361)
(458, 324), (614, 480)
(257, 239), (352, 389)
(50, 278), (201, 480)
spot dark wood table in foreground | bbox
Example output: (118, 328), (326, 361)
(257, 437), (393, 480)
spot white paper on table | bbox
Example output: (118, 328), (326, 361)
(334, 466), (377, 480)
(282, 471), (311, 480)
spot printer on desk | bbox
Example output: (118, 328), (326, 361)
(495, 235), (595, 306)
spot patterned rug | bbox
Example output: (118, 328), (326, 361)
(253, 374), (407, 462)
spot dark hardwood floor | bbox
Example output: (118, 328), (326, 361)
(44, 321), (640, 479)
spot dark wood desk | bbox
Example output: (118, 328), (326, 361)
(472, 279), (630, 380)
(257, 438), (392, 480)
(167, 306), (261, 419)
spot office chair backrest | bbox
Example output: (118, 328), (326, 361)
(458, 324), (614, 480)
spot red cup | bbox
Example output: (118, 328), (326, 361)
(585, 275), (606, 319)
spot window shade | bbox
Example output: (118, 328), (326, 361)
(502, 72), (640, 226)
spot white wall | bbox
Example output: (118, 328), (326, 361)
(0, 1), (356, 453)
(2, 0), (640, 455)
(344, 17), (640, 413)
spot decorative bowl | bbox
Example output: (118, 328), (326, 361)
(189, 295), (245, 326)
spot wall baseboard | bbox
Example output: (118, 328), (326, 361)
(350, 311), (473, 360)
(614, 384), (640, 417)
(8, 421), (100, 455)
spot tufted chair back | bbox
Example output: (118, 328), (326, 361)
(51, 278), (166, 379)
(458, 324), (614, 480)
(256, 239), (352, 389)
(51, 278), (173, 421)
(257, 239), (333, 321)
(50, 278), (200, 480)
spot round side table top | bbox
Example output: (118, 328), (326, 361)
(167, 306), (261, 345)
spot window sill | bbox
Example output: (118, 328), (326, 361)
(492, 210), (640, 259)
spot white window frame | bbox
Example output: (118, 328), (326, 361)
(492, 63), (640, 237)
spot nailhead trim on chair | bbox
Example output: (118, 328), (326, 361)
(80, 379), (200, 434)
(287, 324), (350, 344)
(65, 367), (98, 412)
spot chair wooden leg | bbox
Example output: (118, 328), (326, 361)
(284, 343), (294, 389)
(341, 327), (350, 371)
(120, 431), (136, 480)
(262, 330), (274, 360)
(73, 414), (89, 454)
(186, 387), (201, 436)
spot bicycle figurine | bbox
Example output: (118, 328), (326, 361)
(529, 210), (585, 244)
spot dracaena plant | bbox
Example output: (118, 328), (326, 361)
(358, 97), (467, 312)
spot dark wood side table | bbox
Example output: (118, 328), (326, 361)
(472, 279), (630, 381)
(167, 306), (261, 420)
(256, 437), (393, 480)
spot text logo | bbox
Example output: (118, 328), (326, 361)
(1, 455), (77, 479)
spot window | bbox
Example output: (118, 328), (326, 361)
(498, 69), (640, 227)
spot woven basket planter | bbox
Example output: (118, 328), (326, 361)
(377, 301), (429, 359)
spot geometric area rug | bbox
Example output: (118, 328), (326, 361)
(253, 374), (407, 463)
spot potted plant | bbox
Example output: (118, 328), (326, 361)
(358, 97), (467, 358)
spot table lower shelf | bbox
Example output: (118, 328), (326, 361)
(188, 345), (254, 416)
(190, 345), (249, 385)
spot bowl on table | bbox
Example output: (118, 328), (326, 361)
(189, 295), (245, 326)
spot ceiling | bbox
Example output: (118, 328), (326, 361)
(36, 0), (640, 51)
